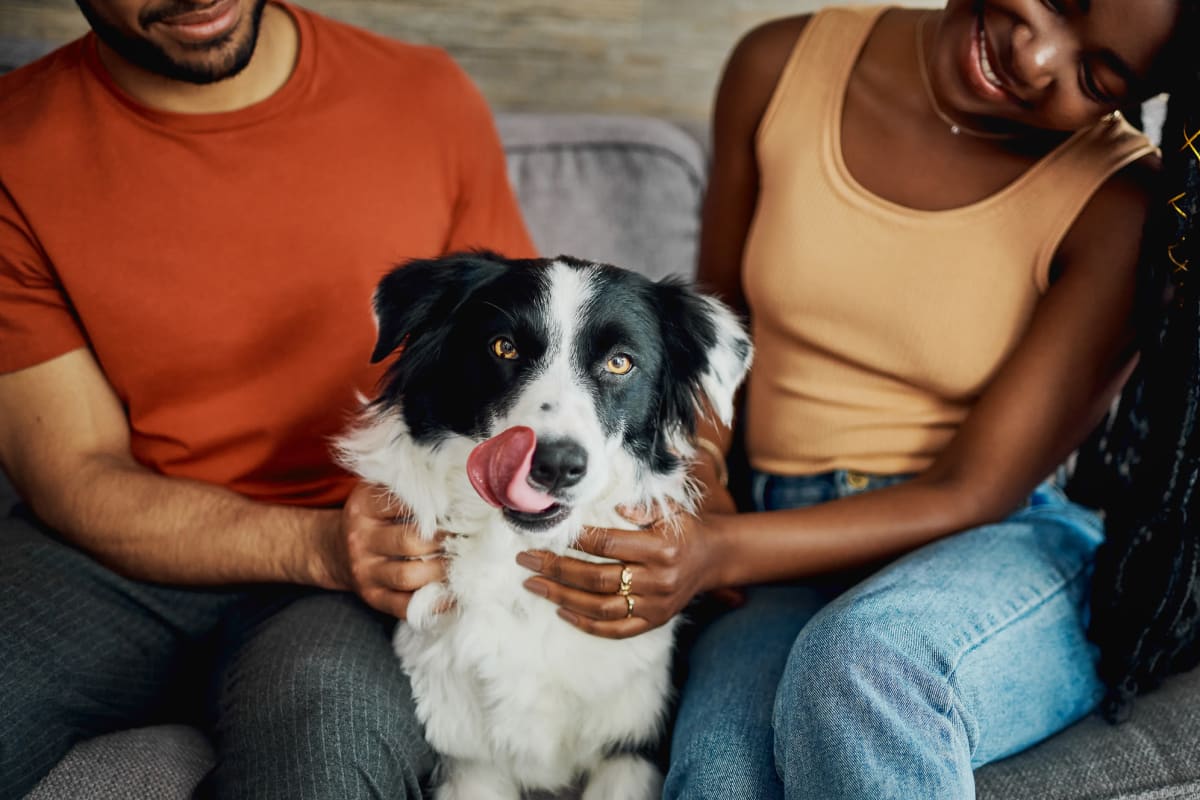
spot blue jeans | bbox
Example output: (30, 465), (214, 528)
(665, 470), (1105, 799)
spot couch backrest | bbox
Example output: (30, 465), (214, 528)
(497, 112), (707, 281)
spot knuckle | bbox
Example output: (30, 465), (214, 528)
(348, 559), (371, 589)
(659, 567), (680, 591)
(344, 488), (366, 517)
(603, 599), (625, 621)
(396, 561), (433, 592)
(588, 567), (611, 592)
(387, 566), (414, 592)
(363, 587), (395, 615)
(591, 530), (615, 556)
(392, 529), (419, 556)
(343, 523), (365, 551)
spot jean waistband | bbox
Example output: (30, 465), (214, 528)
(749, 469), (1068, 514)
(749, 469), (912, 512)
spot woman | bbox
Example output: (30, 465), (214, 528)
(515, 1), (1196, 796)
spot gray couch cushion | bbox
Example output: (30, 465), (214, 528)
(497, 112), (706, 282)
(24, 725), (214, 800)
(975, 667), (1200, 799)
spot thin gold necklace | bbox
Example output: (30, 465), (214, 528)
(915, 13), (1020, 141)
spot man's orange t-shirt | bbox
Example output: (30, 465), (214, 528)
(0, 3), (536, 507)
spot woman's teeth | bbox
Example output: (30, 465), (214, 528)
(978, 24), (1001, 88)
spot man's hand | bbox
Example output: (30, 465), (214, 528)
(322, 481), (449, 620)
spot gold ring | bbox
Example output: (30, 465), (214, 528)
(618, 565), (633, 597)
(625, 594), (636, 618)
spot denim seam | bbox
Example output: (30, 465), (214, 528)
(938, 559), (1092, 757)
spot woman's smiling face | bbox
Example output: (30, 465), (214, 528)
(930, 0), (1182, 133)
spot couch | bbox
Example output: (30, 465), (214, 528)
(3, 37), (1199, 800)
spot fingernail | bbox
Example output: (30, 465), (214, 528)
(523, 578), (548, 597)
(516, 552), (541, 571)
(557, 609), (579, 625)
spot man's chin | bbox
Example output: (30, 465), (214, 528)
(160, 45), (255, 85)
(81, 0), (265, 85)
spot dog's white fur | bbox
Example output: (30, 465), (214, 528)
(337, 260), (750, 799)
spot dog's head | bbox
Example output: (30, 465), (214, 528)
(359, 251), (751, 547)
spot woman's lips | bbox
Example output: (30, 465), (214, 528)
(964, 13), (1017, 104)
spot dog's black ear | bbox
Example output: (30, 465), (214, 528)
(652, 279), (753, 435)
(370, 250), (508, 363)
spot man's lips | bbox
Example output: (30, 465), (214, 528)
(153, 0), (240, 42)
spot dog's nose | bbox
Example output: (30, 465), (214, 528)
(529, 440), (588, 492)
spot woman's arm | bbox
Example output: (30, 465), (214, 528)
(694, 15), (812, 317)
(686, 16), (814, 511)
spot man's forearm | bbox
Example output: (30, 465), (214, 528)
(28, 453), (342, 587)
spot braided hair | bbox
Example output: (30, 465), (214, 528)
(1069, 1), (1200, 721)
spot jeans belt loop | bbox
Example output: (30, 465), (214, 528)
(845, 470), (870, 490)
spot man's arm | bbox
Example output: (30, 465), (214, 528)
(0, 348), (338, 585)
(0, 349), (441, 617)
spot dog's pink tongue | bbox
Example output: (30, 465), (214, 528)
(467, 426), (556, 513)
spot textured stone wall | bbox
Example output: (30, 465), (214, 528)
(0, 0), (933, 123)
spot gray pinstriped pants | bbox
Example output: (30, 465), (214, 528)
(0, 506), (435, 799)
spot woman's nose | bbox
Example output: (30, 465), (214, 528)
(1010, 23), (1067, 92)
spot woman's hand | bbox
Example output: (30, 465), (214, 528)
(324, 481), (450, 620)
(517, 504), (730, 639)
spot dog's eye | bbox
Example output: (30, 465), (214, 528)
(605, 354), (634, 375)
(491, 337), (519, 360)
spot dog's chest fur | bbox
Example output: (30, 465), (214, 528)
(398, 524), (676, 789)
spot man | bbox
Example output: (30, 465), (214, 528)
(0, 0), (535, 795)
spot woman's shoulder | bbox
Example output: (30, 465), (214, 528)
(724, 15), (813, 93)
(714, 15), (814, 137)
(1072, 126), (1161, 240)
(1054, 150), (1159, 287)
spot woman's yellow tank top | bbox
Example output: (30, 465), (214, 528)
(742, 5), (1157, 476)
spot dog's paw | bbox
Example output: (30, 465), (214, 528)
(582, 754), (662, 800)
(405, 582), (455, 633)
(435, 758), (521, 800)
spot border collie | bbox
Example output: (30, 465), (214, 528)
(337, 251), (752, 799)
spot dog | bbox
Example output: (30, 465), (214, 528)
(337, 251), (752, 799)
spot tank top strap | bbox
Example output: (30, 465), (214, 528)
(757, 5), (888, 153)
(1004, 117), (1158, 290)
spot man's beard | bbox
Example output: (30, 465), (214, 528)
(74, 0), (269, 85)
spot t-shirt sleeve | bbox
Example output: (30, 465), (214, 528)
(439, 61), (538, 259)
(0, 184), (87, 374)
